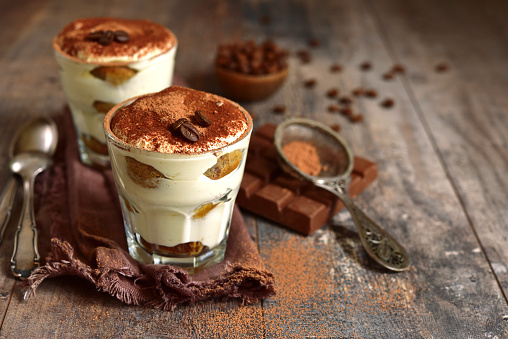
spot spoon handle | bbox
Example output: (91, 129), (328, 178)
(318, 179), (410, 271)
(0, 177), (18, 244)
(10, 175), (40, 279)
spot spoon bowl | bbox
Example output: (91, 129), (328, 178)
(274, 117), (410, 272)
(10, 116), (58, 157)
(9, 152), (53, 177)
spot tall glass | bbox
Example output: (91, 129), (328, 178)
(103, 96), (253, 273)
(53, 18), (177, 168)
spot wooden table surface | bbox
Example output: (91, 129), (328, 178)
(1, 0), (507, 337)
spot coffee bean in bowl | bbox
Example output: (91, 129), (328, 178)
(215, 39), (289, 101)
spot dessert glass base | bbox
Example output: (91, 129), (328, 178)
(126, 229), (229, 274)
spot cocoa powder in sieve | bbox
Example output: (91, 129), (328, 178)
(282, 141), (322, 176)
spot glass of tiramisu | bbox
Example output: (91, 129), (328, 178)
(53, 17), (177, 168)
(104, 86), (253, 273)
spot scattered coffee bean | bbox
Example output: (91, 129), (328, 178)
(365, 89), (378, 98)
(339, 96), (352, 106)
(327, 88), (339, 98)
(273, 105), (287, 114)
(178, 122), (200, 143)
(88, 30), (104, 41)
(114, 30), (130, 43)
(330, 124), (341, 132)
(352, 88), (365, 96)
(304, 79), (317, 88)
(194, 110), (212, 127)
(381, 98), (395, 108)
(340, 108), (352, 116)
(392, 64), (405, 73)
(350, 114), (364, 122)
(330, 64), (342, 73)
(383, 72), (394, 80)
(296, 49), (312, 64)
(99, 30), (114, 46)
(435, 62), (449, 73)
(328, 105), (341, 113)
(309, 38), (320, 48)
(260, 15), (271, 25)
(360, 61), (372, 71)
(172, 118), (190, 131)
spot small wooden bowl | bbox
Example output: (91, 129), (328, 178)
(215, 65), (288, 101)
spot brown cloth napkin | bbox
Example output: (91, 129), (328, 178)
(24, 109), (276, 311)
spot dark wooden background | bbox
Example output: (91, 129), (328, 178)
(0, 0), (507, 337)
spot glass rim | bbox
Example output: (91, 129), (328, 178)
(103, 93), (253, 158)
(52, 37), (178, 67)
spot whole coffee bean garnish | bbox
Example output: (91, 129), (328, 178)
(194, 110), (212, 127)
(178, 122), (200, 143)
(172, 118), (189, 131)
(88, 30), (104, 41)
(99, 30), (114, 46)
(114, 30), (130, 43)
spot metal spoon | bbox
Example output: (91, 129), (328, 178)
(274, 117), (409, 271)
(6, 116), (57, 279)
(0, 117), (58, 244)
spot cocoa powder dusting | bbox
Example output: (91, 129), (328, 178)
(110, 86), (252, 154)
(282, 141), (322, 176)
(261, 233), (416, 337)
(171, 231), (416, 337)
(54, 17), (177, 64)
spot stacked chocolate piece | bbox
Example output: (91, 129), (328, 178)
(237, 123), (378, 235)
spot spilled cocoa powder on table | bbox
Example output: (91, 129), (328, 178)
(176, 230), (417, 338)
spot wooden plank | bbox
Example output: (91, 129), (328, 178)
(0, 0), (506, 337)
(247, 0), (508, 337)
(2, 275), (265, 338)
(0, 1), (266, 338)
(368, 0), (508, 296)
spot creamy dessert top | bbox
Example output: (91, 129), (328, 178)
(54, 17), (176, 64)
(110, 86), (252, 154)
